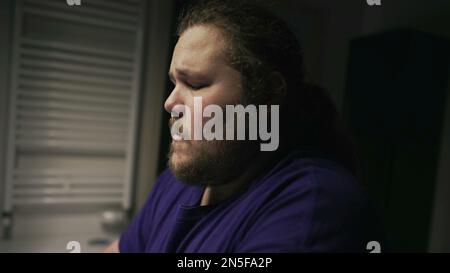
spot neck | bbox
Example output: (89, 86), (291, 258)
(199, 151), (277, 206)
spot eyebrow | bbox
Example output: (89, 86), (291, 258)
(168, 68), (207, 82)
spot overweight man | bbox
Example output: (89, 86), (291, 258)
(105, 0), (384, 253)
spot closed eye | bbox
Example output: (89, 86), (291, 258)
(184, 79), (209, 91)
(168, 71), (209, 91)
(187, 83), (206, 91)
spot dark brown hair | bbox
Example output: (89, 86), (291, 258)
(177, 0), (358, 174)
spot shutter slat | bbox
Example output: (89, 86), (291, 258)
(17, 99), (130, 116)
(23, 7), (137, 32)
(20, 58), (133, 80)
(26, 0), (140, 24)
(19, 69), (132, 87)
(18, 89), (130, 107)
(19, 79), (131, 98)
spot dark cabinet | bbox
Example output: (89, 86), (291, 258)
(344, 29), (450, 252)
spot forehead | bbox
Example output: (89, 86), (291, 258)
(171, 25), (228, 73)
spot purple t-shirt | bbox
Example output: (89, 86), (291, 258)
(119, 151), (383, 253)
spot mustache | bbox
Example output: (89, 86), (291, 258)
(169, 118), (187, 137)
(168, 118), (182, 131)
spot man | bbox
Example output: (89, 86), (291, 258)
(105, 0), (383, 253)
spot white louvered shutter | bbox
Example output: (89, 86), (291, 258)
(4, 0), (145, 211)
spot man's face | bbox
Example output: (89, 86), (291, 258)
(165, 25), (257, 185)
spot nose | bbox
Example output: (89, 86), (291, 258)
(164, 86), (184, 115)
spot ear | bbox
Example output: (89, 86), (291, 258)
(267, 71), (287, 105)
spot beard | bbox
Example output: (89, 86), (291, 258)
(167, 132), (260, 186)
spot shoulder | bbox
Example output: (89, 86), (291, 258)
(257, 152), (367, 207)
(237, 152), (382, 252)
(271, 152), (373, 222)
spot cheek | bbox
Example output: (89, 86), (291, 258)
(201, 84), (244, 108)
(182, 83), (243, 135)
